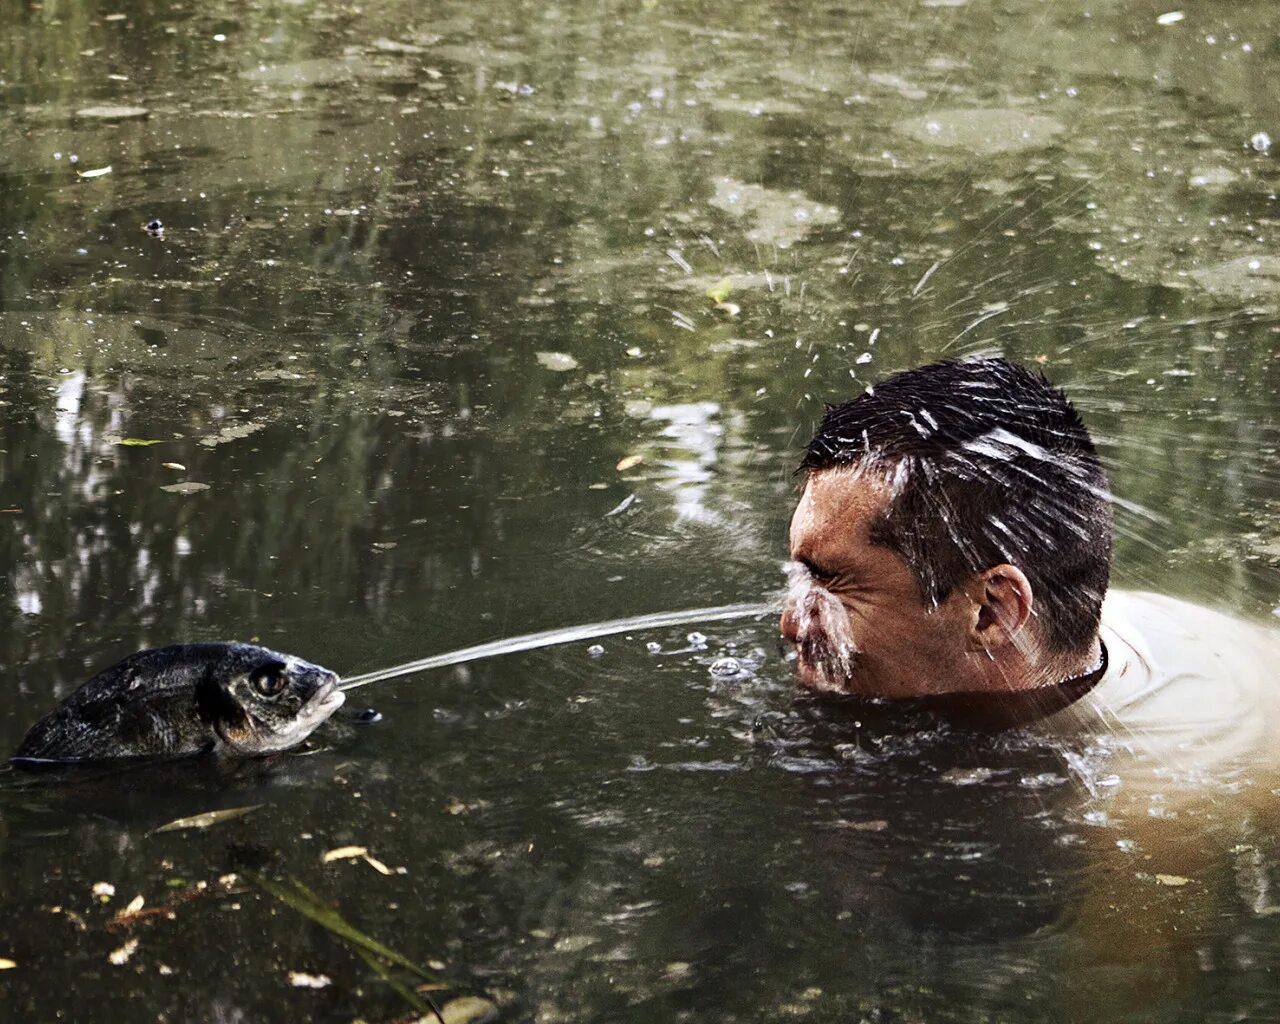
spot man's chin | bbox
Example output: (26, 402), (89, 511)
(793, 656), (862, 697)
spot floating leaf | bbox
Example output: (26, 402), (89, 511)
(615, 455), (643, 472)
(116, 438), (163, 447)
(76, 105), (149, 120)
(161, 462), (186, 471)
(76, 165), (115, 178)
(124, 895), (145, 914)
(705, 276), (734, 303)
(0, 958), (16, 970)
(321, 845), (368, 863)
(713, 301), (741, 317)
(159, 481), (210, 495)
(440, 996), (500, 1024)
(150, 804), (262, 835)
(1155, 873), (1191, 887)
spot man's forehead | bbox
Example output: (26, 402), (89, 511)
(790, 467), (892, 555)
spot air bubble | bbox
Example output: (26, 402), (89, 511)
(709, 657), (741, 677)
(587, 644), (605, 657)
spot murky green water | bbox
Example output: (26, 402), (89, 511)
(4, 0), (1280, 1019)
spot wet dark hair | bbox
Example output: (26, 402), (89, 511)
(801, 357), (1113, 655)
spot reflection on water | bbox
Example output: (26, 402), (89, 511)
(3, 0), (1280, 1020)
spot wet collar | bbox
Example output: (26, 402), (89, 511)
(906, 639), (1110, 731)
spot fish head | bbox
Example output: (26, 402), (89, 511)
(210, 644), (344, 754)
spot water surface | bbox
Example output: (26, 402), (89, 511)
(3, 0), (1280, 1020)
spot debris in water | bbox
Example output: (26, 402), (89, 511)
(605, 493), (636, 517)
(77, 166), (114, 179)
(940, 767), (997, 786)
(116, 438), (163, 447)
(535, 351), (578, 372)
(0, 958), (15, 970)
(1155, 874), (1191, 887)
(322, 846), (369, 863)
(646, 642), (661, 654)
(615, 454), (643, 471)
(159, 482), (211, 495)
(150, 804), (263, 835)
(75, 105), (149, 120)
(705, 277), (733, 303)
(144, 219), (164, 237)
(288, 971), (332, 989)
(687, 632), (707, 647)
(1156, 11), (1185, 25)
(92, 882), (116, 901)
(160, 462), (185, 471)
(1250, 131), (1272, 153)
(108, 938), (139, 965)
(587, 644), (605, 657)
(834, 819), (889, 832)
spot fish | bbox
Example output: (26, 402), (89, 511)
(13, 642), (344, 763)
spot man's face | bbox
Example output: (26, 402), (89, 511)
(781, 467), (978, 698)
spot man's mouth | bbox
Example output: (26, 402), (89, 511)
(791, 641), (858, 695)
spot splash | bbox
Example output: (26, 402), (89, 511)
(783, 561), (859, 693)
(337, 603), (771, 692)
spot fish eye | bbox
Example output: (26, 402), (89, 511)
(251, 665), (289, 698)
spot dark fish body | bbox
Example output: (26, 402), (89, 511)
(15, 642), (344, 763)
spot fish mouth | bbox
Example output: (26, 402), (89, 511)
(310, 676), (346, 715)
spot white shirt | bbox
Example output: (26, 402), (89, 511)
(1044, 590), (1280, 789)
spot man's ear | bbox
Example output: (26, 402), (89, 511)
(967, 564), (1034, 649)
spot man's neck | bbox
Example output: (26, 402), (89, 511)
(975, 631), (1104, 694)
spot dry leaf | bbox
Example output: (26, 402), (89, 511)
(615, 454), (643, 472)
(0, 958), (15, 970)
(1155, 873), (1191, 887)
(124, 895), (145, 914)
(108, 938), (139, 965)
(159, 481), (210, 495)
(161, 462), (186, 471)
(363, 855), (394, 876)
(150, 804), (262, 835)
(321, 845), (368, 863)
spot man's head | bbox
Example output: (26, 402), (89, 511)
(781, 356), (1113, 698)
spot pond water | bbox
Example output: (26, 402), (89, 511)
(3, 0), (1280, 1019)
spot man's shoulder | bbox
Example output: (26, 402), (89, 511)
(1102, 588), (1280, 653)
(1087, 589), (1280, 752)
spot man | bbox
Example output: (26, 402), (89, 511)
(780, 357), (1280, 776)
